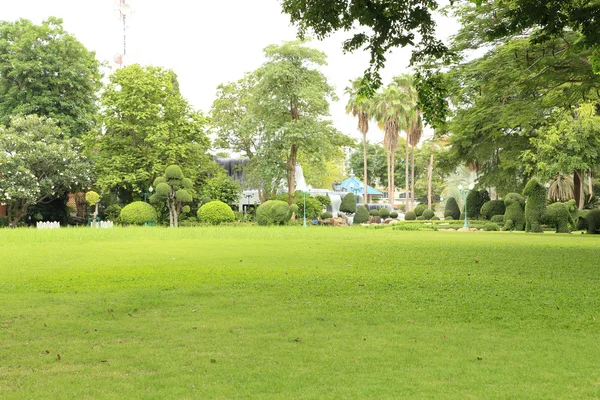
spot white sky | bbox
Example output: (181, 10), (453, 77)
(2, 0), (460, 146)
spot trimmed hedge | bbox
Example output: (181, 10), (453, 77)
(503, 193), (525, 231)
(523, 178), (546, 233)
(466, 190), (490, 218)
(369, 209), (380, 216)
(414, 204), (426, 217)
(405, 211), (417, 220)
(483, 222), (499, 231)
(320, 212), (333, 219)
(490, 214), (504, 224)
(354, 205), (370, 224)
(444, 197), (460, 220)
(422, 209), (434, 220)
(197, 201), (235, 224)
(390, 211), (398, 219)
(340, 193), (357, 214)
(544, 202), (570, 233)
(256, 200), (290, 226)
(587, 209), (600, 234)
(416, 215), (426, 220)
(120, 202), (157, 225)
(379, 208), (390, 218)
(431, 216), (440, 220)
(480, 200), (506, 220)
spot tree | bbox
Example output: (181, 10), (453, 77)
(0, 115), (92, 225)
(201, 173), (241, 205)
(150, 165), (194, 228)
(90, 64), (211, 200)
(0, 18), (101, 138)
(345, 78), (371, 201)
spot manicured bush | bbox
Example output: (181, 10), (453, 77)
(503, 193), (525, 231)
(444, 216), (454, 221)
(340, 193), (357, 214)
(0, 216), (8, 227)
(104, 204), (122, 221)
(256, 200), (291, 226)
(523, 178), (546, 233)
(405, 211), (416, 220)
(416, 216), (426, 220)
(431, 216), (440, 220)
(490, 214), (504, 224)
(483, 222), (500, 231)
(120, 202), (157, 225)
(480, 200), (506, 220)
(544, 202), (570, 233)
(197, 201), (235, 224)
(466, 190), (490, 218)
(315, 195), (331, 207)
(422, 209), (434, 220)
(577, 210), (589, 230)
(369, 209), (380, 216)
(354, 205), (370, 224)
(379, 208), (390, 219)
(320, 212), (333, 219)
(444, 197), (460, 220)
(390, 211), (398, 219)
(586, 209), (600, 234)
(293, 194), (322, 220)
(414, 204), (426, 217)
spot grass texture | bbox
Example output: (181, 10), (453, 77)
(0, 226), (599, 399)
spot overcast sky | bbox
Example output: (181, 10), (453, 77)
(2, 0), (459, 145)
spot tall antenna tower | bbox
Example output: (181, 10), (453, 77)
(114, 0), (132, 67)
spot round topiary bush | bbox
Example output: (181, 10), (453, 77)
(255, 200), (291, 226)
(340, 193), (357, 214)
(405, 211), (417, 220)
(354, 205), (370, 224)
(414, 204), (426, 217)
(120, 201), (157, 225)
(422, 209), (434, 220)
(444, 216), (454, 221)
(390, 211), (398, 219)
(586, 209), (600, 234)
(197, 201), (235, 224)
(483, 222), (500, 231)
(379, 208), (390, 219)
(480, 200), (506, 220)
(369, 209), (380, 216)
(416, 215), (426, 220)
(490, 214), (505, 224)
(165, 165), (184, 180)
(431, 216), (440, 220)
(320, 212), (333, 219)
(444, 197), (461, 220)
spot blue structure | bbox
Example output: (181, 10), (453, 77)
(336, 174), (383, 197)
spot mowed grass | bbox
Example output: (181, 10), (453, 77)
(0, 226), (599, 399)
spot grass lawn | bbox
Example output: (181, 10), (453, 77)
(0, 226), (599, 399)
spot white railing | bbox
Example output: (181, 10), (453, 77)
(91, 220), (114, 228)
(36, 221), (60, 229)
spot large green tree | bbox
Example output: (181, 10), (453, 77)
(90, 64), (211, 200)
(0, 115), (92, 225)
(0, 18), (101, 138)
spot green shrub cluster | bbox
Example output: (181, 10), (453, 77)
(320, 212), (333, 219)
(480, 200), (506, 220)
(390, 211), (398, 219)
(577, 210), (589, 230)
(120, 202), (157, 225)
(422, 209), (434, 220)
(315, 195), (331, 207)
(379, 208), (390, 218)
(256, 200), (291, 226)
(340, 193), (356, 214)
(414, 204), (426, 217)
(104, 204), (122, 221)
(466, 190), (490, 218)
(0, 216), (8, 227)
(197, 201), (235, 224)
(293, 193), (322, 220)
(405, 211), (416, 220)
(483, 222), (500, 231)
(503, 193), (525, 231)
(544, 202), (570, 233)
(586, 209), (600, 234)
(431, 216), (440, 220)
(444, 216), (454, 221)
(444, 197), (460, 220)
(416, 216), (426, 220)
(369, 209), (380, 216)
(354, 205), (370, 224)
(490, 214), (504, 224)
(523, 178), (546, 233)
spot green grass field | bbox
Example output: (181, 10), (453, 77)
(1, 226), (599, 399)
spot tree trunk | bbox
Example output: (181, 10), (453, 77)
(411, 145), (416, 210)
(390, 152), (395, 207)
(363, 133), (368, 204)
(574, 170), (585, 210)
(589, 169), (594, 202)
(8, 200), (28, 226)
(405, 134), (410, 212)
(288, 144), (299, 204)
(427, 152), (434, 209)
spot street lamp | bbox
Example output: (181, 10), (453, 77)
(243, 192), (253, 222)
(349, 183), (362, 205)
(302, 185), (312, 227)
(458, 183), (475, 228)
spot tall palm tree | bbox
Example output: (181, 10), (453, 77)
(371, 82), (412, 206)
(345, 79), (371, 202)
(408, 113), (423, 210)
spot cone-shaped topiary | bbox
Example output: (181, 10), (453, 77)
(523, 178), (546, 233)
(340, 193), (357, 214)
(120, 202), (157, 225)
(444, 197), (460, 220)
(466, 190), (490, 218)
(379, 208), (390, 218)
(197, 201), (235, 224)
(422, 209), (434, 220)
(503, 193), (525, 231)
(256, 200), (291, 226)
(405, 211), (416, 220)
(354, 205), (370, 224)
(152, 165), (194, 227)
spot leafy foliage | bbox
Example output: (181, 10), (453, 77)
(201, 174), (241, 205)
(256, 200), (291, 226)
(544, 202), (571, 233)
(354, 205), (370, 224)
(480, 200), (506, 220)
(150, 165), (194, 227)
(466, 190), (490, 219)
(369, 209), (380, 217)
(444, 197), (461, 220)
(320, 212), (333, 219)
(120, 202), (157, 225)
(339, 193), (357, 214)
(414, 204), (426, 217)
(523, 179), (546, 233)
(422, 209), (434, 220)
(379, 208), (390, 219)
(586, 209), (600, 234)
(503, 193), (525, 231)
(483, 222), (500, 231)
(405, 211), (417, 220)
(197, 201), (235, 225)
(390, 211), (399, 219)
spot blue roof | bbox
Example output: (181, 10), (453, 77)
(338, 175), (383, 195)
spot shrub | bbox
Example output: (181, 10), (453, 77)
(444, 216), (454, 221)
(416, 215), (426, 220)
(414, 204), (426, 217)
(354, 205), (370, 224)
(586, 209), (600, 234)
(293, 194), (322, 220)
(483, 222), (499, 231)
(197, 201), (235, 224)
(0, 216), (8, 227)
(405, 211), (416, 220)
(379, 208), (390, 218)
(120, 202), (157, 225)
(369, 209), (380, 216)
(523, 178), (546, 233)
(577, 210), (589, 230)
(466, 190), (490, 218)
(544, 202), (570, 233)
(320, 212), (333, 219)
(201, 174), (241, 205)
(390, 211), (398, 219)
(490, 214), (504, 224)
(480, 200), (506, 220)
(444, 197), (461, 220)
(104, 204), (122, 221)
(504, 193), (525, 231)
(422, 209), (434, 220)
(340, 193), (357, 214)
(255, 200), (291, 226)
(431, 216), (440, 220)
(315, 195), (331, 207)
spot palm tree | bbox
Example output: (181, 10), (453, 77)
(345, 79), (371, 203)
(547, 172), (574, 202)
(370, 82), (412, 206)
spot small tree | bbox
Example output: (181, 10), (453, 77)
(150, 165), (193, 227)
(85, 191), (100, 225)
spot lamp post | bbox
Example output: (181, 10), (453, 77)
(243, 193), (252, 222)
(458, 183), (474, 228)
(143, 186), (154, 203)
(302, 185), (312, 227)
(349, 183), (362, 205)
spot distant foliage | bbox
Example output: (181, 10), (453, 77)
(444, 197), (460, 220)
(340, 193), (357, 214)
(120, 202), (157, 225)
(201, 174), (241, 205)
(523, 178), (546, 233)
(466, 190), (490, 218)
(503, 193), (525, 231)
(256, 200), (291, 226)
(480, 200), (506, 220)
(354, 205), (370, 224)
(197, 201), (235, 224)
(422, 209), (434, 220)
